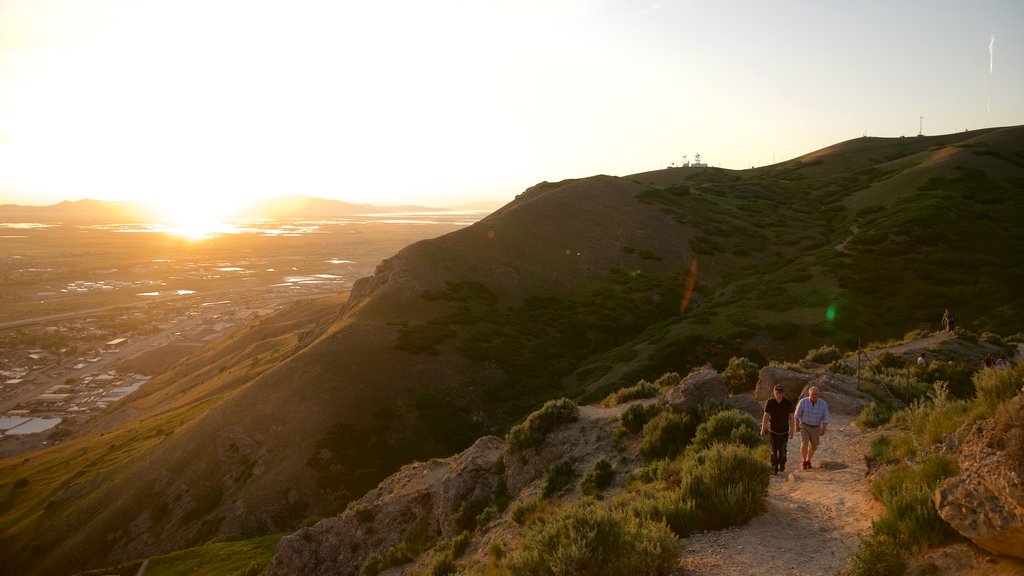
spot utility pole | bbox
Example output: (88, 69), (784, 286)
(919, 116), (924, 136)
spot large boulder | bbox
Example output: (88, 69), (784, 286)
(934, 396), (1024, 560)
(755, 366), (814, 402)
(755, 367), (873, 416)
(664, 369), (727, 413)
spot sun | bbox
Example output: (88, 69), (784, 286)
(151, 198), (237, 240)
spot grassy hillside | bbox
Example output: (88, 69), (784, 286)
(1, 126), (1022, 575)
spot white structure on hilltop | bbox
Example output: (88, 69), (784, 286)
(679, 153), (708, 168)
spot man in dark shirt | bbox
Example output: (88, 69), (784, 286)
(760, 384), (795, 474)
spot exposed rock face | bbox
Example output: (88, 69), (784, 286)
(755, 366), (813, 402)
(267, 436), (506, 576)
(664, 369), (727, 413)
(266, 403), (637, 575)
(935, 395), (1024, 560)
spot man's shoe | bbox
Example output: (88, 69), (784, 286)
(779, 464), (785, 473)
(802, 461), (810, 469)
(806, 461), (813, 469)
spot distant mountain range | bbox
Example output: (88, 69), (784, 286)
(2, 125), (1023, 575)
(0, 194), (504, 222)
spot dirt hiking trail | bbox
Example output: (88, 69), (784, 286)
(675, 413), (883, 576)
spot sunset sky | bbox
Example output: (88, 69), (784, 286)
(0, 0), (1022, 218)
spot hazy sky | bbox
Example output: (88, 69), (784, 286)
(0, 0), (1021, 218)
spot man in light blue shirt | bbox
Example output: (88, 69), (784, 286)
(795, 386), (829, 470)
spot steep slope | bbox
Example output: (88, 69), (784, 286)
(1, 126), (1022, 575)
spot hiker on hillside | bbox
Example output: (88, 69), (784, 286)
(917, 353), (927, 366)
(760, 384), (795, 474)
(942, 309), (953, 334)
(795, 386), (829, 470)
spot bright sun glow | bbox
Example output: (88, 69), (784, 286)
(149, 197), (237, 239)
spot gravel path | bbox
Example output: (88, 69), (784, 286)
(675, 413), (884, 576)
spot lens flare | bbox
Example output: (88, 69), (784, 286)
(680, 258), (698, 314)
(826, 305), (836, 322)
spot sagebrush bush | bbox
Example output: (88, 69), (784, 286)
(892, 382), (970, 446)
(504, 501), (680, 576)
(805, 344), (842, 364)
(640, 411), (696, 460)
(620, 402), (663, 433)
(722, 357), (759, 393)
(865, 434), (916, 469)
(870, 455), (960, 550)
(652, 371), (682, 388)
(580, 458), (615, 497)
(688, 410), (761, 453)
(846, 534), (907, 576)
(829, 360), (856, 375)
(628, 487), (699, 537)
(601, 379), (662, 406)
(856, 401), (892, 429)
(677, 445), (771, 529)
(692, 398), (735, 425)
(974, 363), (1023, 417)
(506, 398), (579, 453)
(543, 459), (577, 498)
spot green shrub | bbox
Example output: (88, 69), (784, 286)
(601, 379), (662, 406)
(677, 445), (771, 529)
(504, 501), (679, 576)
(846, 534), (907, 576)
(506, 398), (580, 453)
(620, 402), (663, 433)
(580, 458), (615, 497)
(692, 398), (735, 425)
(829, 360), (856, 375)
(865, 434), (916, 469)
(640, 411), (697, 460)
(856, 401), (893, 429)
(893, 382), (970, 446)
(688, 410), (761, 453)
(652, 371), (683, 388)
(974, 363), (1023, 417)
(543, 459), (577, 498)
(806, 345), (842, 364)
(874, 351), (903, 370)
(722, 357), (760, 393)
(628, 487), (699, 537)
(510, 498), (542, 525)
(870, 455), (960, 551)
(426, 531), (471, 576)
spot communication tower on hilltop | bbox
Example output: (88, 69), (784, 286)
(691, 153), (708, 168)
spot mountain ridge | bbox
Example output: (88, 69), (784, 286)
(1, 126), (1022, 575)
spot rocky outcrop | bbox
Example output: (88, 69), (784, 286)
(755, 366), (813, 402)
(755, 366), (872, 415)
(664, 369), (727, 413)
(934, 395), (1024, 560)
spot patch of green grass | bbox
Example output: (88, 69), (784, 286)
(138, 533), (284, 576)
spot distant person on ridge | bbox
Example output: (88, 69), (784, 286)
(760, 384), (795, 474)
(942, 309), (952, 334)
(917, 353), (927, 366)
(795, 386), (829, 470)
